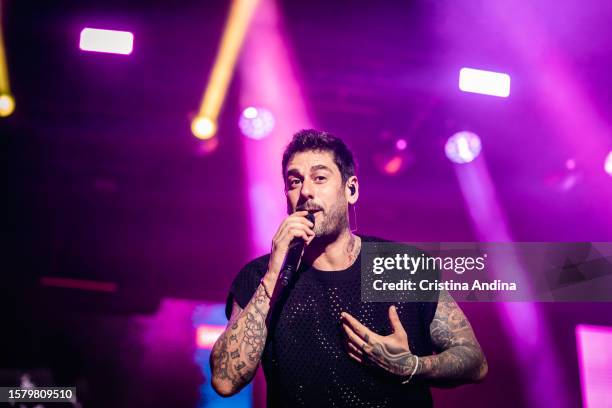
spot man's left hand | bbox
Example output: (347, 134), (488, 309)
(341, 306), (417, 378)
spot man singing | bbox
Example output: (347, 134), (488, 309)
(210, 129), (487, 407)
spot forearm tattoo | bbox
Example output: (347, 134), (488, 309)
(211, 284), (270, 389)
(419, 290), (487, 383)
(360, 291), (486, 384)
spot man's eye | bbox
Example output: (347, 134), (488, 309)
(289, 179), (301, 187)
(315, 176), (326, 182)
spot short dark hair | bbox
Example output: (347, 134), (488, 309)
(282, 129), (357, 185)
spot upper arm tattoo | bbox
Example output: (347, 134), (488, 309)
(430, 290), (477, 351)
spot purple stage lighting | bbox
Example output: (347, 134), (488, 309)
(445, 131), (482, 164)
(79, 28), (134, 55)
(459, 67), (510, 98)
(239, 106), (275, 140)
(604, 151), (612, 176)
(576, 325), (612, 408)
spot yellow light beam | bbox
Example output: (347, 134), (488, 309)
(192, 0), (259, 139)
(0, 1), (15, 117)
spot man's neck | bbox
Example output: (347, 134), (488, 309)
(303, 229), (361, 271)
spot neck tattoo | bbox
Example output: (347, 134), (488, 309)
(346, 235), (361, 263)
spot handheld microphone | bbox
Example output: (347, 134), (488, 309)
(278, 212), (315, 287)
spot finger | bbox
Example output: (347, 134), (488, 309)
(282, 223), (313, 240)
(341, 312), (373, 341)
(342, 323), (371, 352)
(288, 228), (309, 242)
(289, 211), (313, 227)
(347, 341), (363, 356)
(279, 211), (307, 232)
(305, 235), (315, 246)
(292, 210), (309, 216)
(289, 214), (315, 229)
(277, 213), (310, 238)
(388, 305), (406, 336)
(347, 351), (364, 364)
(285, 221), (315, 236)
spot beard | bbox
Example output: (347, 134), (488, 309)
(313, 192), (349, 238)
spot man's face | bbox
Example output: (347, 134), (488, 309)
(284, 150), (349, 237)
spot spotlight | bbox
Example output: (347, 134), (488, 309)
(459, 67), (510, 98)
(373, 131), (414, 176)
(196, 324), (225, 349)
(605, 151), (612, 176)
(79, 28), (134, 55)
(239, 106), (275, 140)
(191, 116), (217, 140)
(192, 0), (259, 141)
(445, 131), (482, 164)
(0, 93), (15, 117)
(383, 156), (403, 175)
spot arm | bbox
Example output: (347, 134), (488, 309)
(416, 289), (488, 386)
(210, 281), (271, 397)
(210, 210), (315, 397)
(341, 290), (487, 388)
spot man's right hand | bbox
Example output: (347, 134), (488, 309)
(267, 210), (315, 277)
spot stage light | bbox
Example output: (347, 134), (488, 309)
(196, 324), (225, 349)
(445, 131), (482, 164)
(459, 67), (510, 98)
(79, 28), (134, 55)
(383, 156), (403, 175)
(239, 106), (275, 139)
(191, 116), (217, 140)
(0, 93), (14, 117)
(0, 13), (14, 117)
(604, 151), (612, 176)
(395, 139), (407, 151)
(576, 324), (612, 408)
(193, 0), (259, 138)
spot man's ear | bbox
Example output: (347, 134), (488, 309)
(346, 176), (359, 205)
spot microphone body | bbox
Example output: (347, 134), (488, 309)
(278, 212), (315, 287)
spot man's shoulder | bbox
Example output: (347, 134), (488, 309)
(359, 235), (431, 256)
(240, 253), (271, 275)
(359, 234), (393, 243)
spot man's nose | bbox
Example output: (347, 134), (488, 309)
(300, 179), (315, 199)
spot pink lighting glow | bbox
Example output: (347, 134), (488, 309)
(576, 324), (612, 408)
(196, 324), (225, 349)
(604, 151), (612, 176)
(79, 28), (134, 55)
(459, 67), (511, 97)
(445, 131), (482, 164)
(239, 106), (275, 139)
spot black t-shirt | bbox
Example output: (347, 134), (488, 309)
(225, 236), (439, 407)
